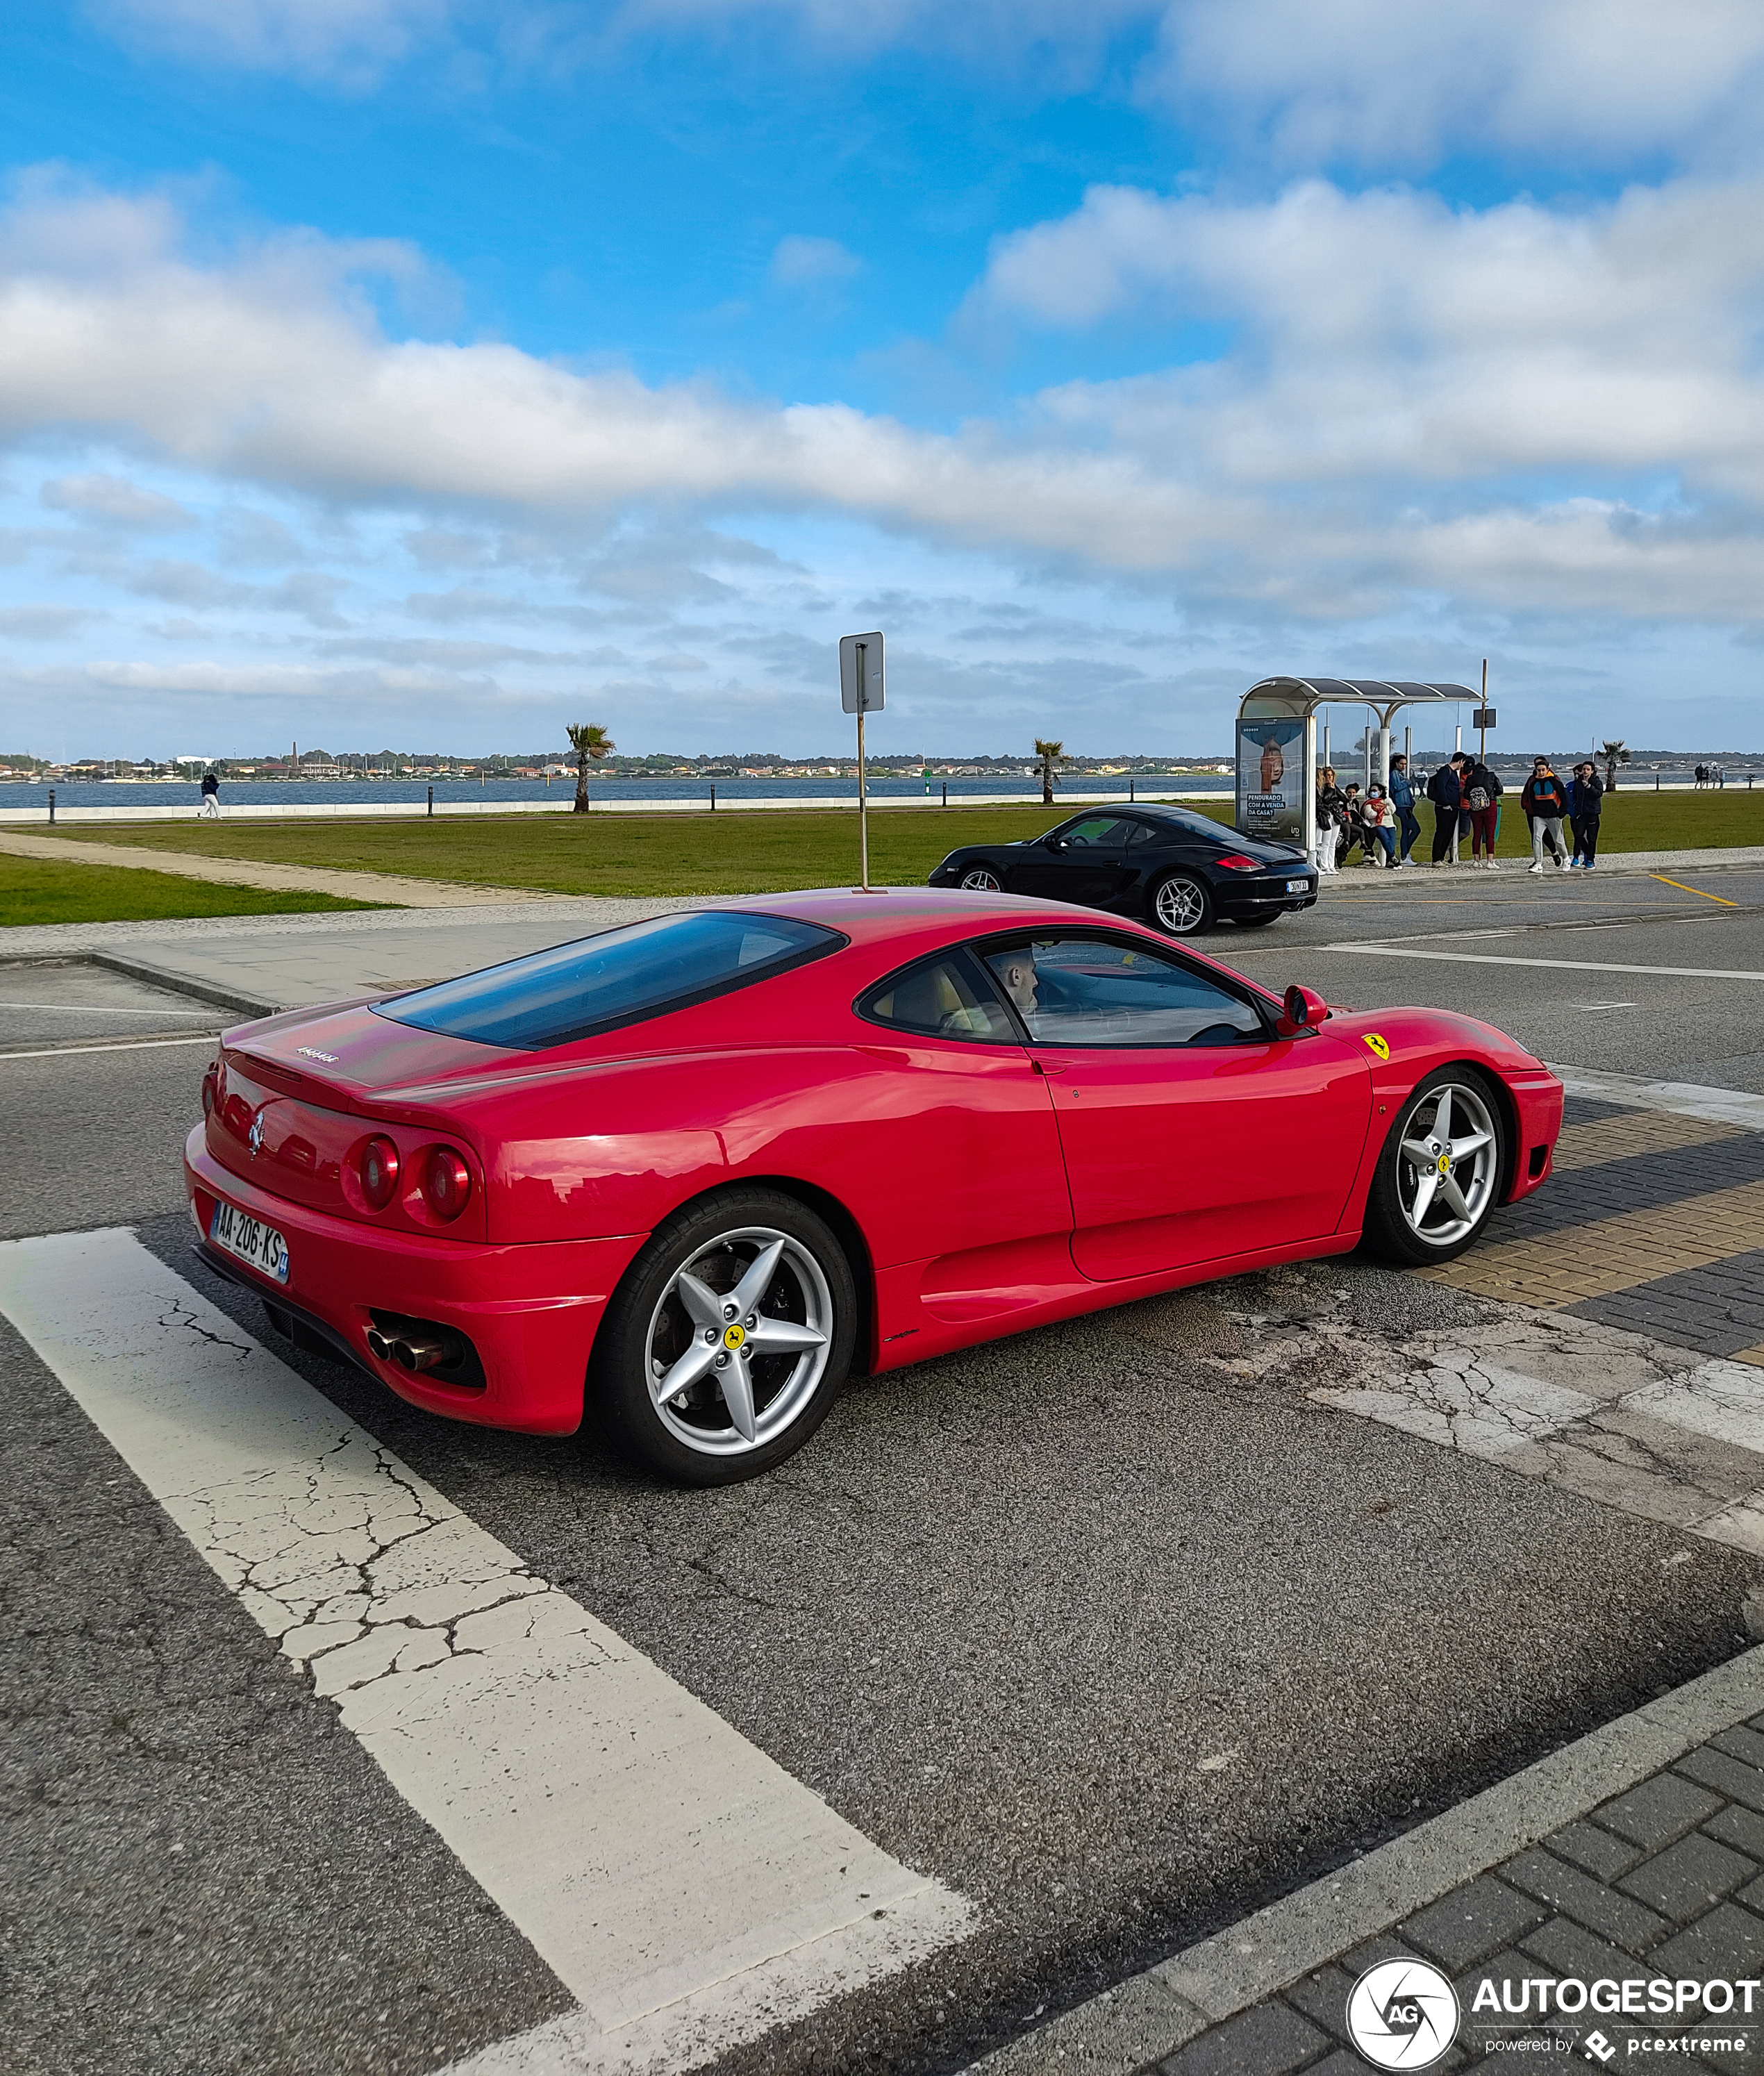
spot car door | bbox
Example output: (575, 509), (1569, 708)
(1006, 815), (1140, 906)
(981, 932), (1373, 1281)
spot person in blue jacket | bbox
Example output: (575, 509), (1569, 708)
(1567, 761), (1605, 868)
(1388, 754), (1422, 867)
(1426, 753), (1465, 865)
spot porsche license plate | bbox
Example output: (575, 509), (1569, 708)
(210, 1199), (290, 1284)
(1285, 878), (1310, 894)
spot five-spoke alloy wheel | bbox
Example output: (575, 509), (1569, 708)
(1365, 1071), (1506, 1263)
(591, 1188), (856, 1483)
(958, 865), (1003, 891)
(1151, 872), (1213, 936)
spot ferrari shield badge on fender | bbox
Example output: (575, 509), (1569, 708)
(1363, 1033), (1391, 1061)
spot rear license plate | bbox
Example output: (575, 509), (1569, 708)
(210, 1199), (290, 1284)
(1285, 878), (1310, 894)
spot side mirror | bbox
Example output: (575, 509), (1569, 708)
(1276, 983), (1329, 1038)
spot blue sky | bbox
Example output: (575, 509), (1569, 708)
(3, 1), (1764, 759)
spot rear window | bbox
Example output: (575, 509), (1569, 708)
(374, 911), (843, 1051)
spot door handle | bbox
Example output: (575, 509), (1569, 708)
(1031, 1060), (1067, 1077)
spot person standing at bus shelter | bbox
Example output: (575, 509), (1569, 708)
(1388, 754), (1422, 866)
(1427, 752), (1465, 865)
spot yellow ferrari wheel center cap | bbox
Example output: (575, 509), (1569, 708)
(723, 1324), (746, 1350)
(1436, 1154), (1451, 1176)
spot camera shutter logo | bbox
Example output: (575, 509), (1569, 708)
(1346, 1957), (1461, 2070)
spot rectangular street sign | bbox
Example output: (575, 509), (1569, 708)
(840, 633), (885, 713)
(1472, 707), (1497, 729)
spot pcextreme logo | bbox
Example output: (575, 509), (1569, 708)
(1347, 1957), (1461, 2069)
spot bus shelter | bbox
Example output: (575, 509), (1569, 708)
(1235, 676), (1478, 858)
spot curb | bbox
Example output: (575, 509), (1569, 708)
(87, 949), (283, 1022)
(970, 1643), (1764, 2073)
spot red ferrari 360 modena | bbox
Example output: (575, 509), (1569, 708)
(185, 890), (1561, 1484)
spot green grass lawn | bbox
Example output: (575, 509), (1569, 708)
(23, 784), (1764, 899)
(0, 854), (389, 929)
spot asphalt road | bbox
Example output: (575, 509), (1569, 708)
(6, 879), (1764, 2076)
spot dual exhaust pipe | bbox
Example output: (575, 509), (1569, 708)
(367, 1318), (458, 1374)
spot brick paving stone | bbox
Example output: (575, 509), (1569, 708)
(1618, 1833), (1758, 1921)
(1735, 1872), (1764, 1912)
(1546, 1817), (1647, 1882)
(1501, 1847), (1674, 1950)
(1677, 1748), (1764, 1815)
(1596, 1772), (1726, 1848)
(1711, 1725), (1764, 1770)
(1156, 2000), (1327, 2076)
(1704, 1804), (1764, 1861)
(1337, 1929), (1414, 1974)
(1281, 1963), (1356, 2045)
(1401, 1875), (1549, 1972)
(1651, 1901), (1764, 1981)
(1519, 1911), (1646, 1984)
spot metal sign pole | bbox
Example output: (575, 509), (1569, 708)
(839, 631), (884, 892)
(857, 655), (869, 891)
(1480, 658), (1488, 761)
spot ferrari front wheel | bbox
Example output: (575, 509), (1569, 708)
(590, 1188), (856, 1484)
(1364, 1071), (1506, 1265)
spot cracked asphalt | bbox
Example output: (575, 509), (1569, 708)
(6, 902), (1764, 2076)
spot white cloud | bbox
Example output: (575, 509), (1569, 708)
(769, 234), (862, 287)
(9, 169), (1764, 663)
(1147, 0), (1764, 169)
(94, 0), (449, 77)
(41, 470), (194, 529)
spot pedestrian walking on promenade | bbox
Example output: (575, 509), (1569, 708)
(1314, 765), (1345, 874)
(1462, 753), (1502, 867)
(1567, 761), (1604, 869)
(1520, 756), (1570, 873)
(1388, 754), (1422, 865)
(1427, 753), (1465, 865)
(199, 767), (220, 819)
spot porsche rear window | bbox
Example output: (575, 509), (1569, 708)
(374, 911), (843, 1051)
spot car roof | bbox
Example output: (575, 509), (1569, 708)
(719, 886), (1147, 949)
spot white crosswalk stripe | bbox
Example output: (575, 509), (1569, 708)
(0, 1229), (972, 2074)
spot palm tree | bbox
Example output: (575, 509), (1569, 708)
(1599, 739), (1630, 792)
(566, 722), (615, 813)
(1034, 737), (1065, 806)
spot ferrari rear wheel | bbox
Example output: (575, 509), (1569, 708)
(590, 1188), (856, 1484)
(1364, 1070), (1506, 1265)
(959, 865), (1003, 891)
(1151, 872), (1213, 936)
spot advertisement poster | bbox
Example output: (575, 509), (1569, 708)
(1236, 717), (1306, 844)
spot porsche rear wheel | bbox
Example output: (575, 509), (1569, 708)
(959, 865), (1003, 891)
(1151, 872), (1213, 935)
(590, 1188), (856, 1484)
(1363, 1070), (1506, 1265)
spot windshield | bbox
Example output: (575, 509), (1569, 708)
(374, 911), (843, 1051)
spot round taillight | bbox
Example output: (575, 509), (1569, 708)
(201, 1065), (217, 1116)
(422, 1146), (472, 1222)
(360, 1136), (401, 1209)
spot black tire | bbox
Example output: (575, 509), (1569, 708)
(1149, 871), (1214, 936)
(589, 1186), (857, 1485)
(1363, 1068), (1508, 1265)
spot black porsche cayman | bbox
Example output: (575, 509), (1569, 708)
(927, 804), (1318, 936)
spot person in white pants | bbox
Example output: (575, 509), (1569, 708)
(199, 769), (220, 818)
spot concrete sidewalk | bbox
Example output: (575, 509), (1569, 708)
(0, 898), (694, 1018)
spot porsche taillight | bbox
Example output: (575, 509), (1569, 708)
(422, 1146), (472, 1222)
(360, 1136), (401, 1209)
(1215, 854), (1260, 870)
